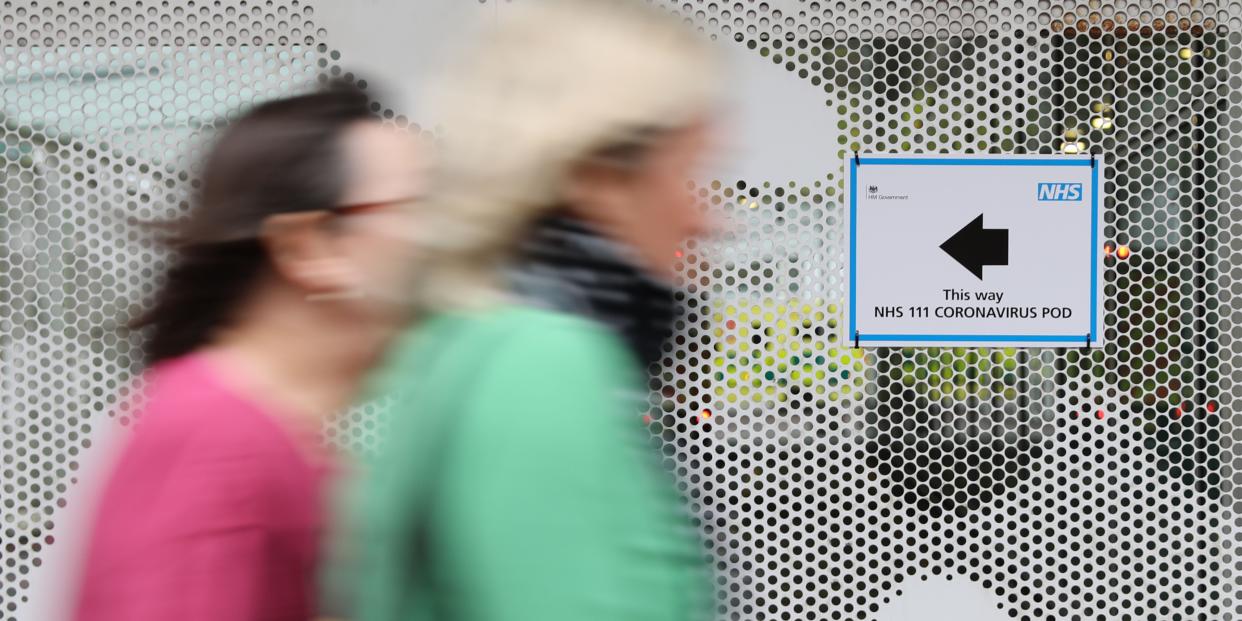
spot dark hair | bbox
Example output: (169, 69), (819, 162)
(134, 82), (375, 364)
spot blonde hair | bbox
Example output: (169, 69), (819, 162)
(412, 0), (723, 311)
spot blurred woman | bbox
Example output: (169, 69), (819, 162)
(74, 83), (423, 621)
(351, 1), (723, 620)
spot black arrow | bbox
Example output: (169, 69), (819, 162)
(939, 214), (1008, 280)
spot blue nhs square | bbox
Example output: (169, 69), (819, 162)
(1037, 182), (1083, 201)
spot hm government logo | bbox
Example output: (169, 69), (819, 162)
(866, 183), (908, 202)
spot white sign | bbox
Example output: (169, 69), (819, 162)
(844, 153), (1104, 348)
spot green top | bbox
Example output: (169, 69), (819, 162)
(349, 305), (710, 621)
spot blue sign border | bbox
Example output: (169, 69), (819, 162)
(849, 156), (1099, 345)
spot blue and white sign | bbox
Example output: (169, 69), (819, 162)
(844, 153), (1104, 348)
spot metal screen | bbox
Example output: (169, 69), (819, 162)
(3, 1), (1241, 620)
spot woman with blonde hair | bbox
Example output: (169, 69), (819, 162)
(350, 1), (723, 619)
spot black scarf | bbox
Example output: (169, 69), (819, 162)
(506, 211), (676, 369)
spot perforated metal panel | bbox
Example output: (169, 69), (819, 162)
(3, 2), (1241, 620)
(0, 3), (336, 618)
(653, 2), (1239, 619)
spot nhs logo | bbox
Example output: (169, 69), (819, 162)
(1037, 182), (1083, 201)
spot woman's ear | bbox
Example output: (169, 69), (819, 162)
(260, 212), (354, 295)
(564, 158), (632, 226)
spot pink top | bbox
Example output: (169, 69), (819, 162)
(75, 354), (330, 621)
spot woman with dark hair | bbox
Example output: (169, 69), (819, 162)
(73, 83), (423, 621)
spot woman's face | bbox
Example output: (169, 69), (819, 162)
(331, 122), (426, 319)
(573, 121), (716, 280)
(264, 121), (424, 324)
